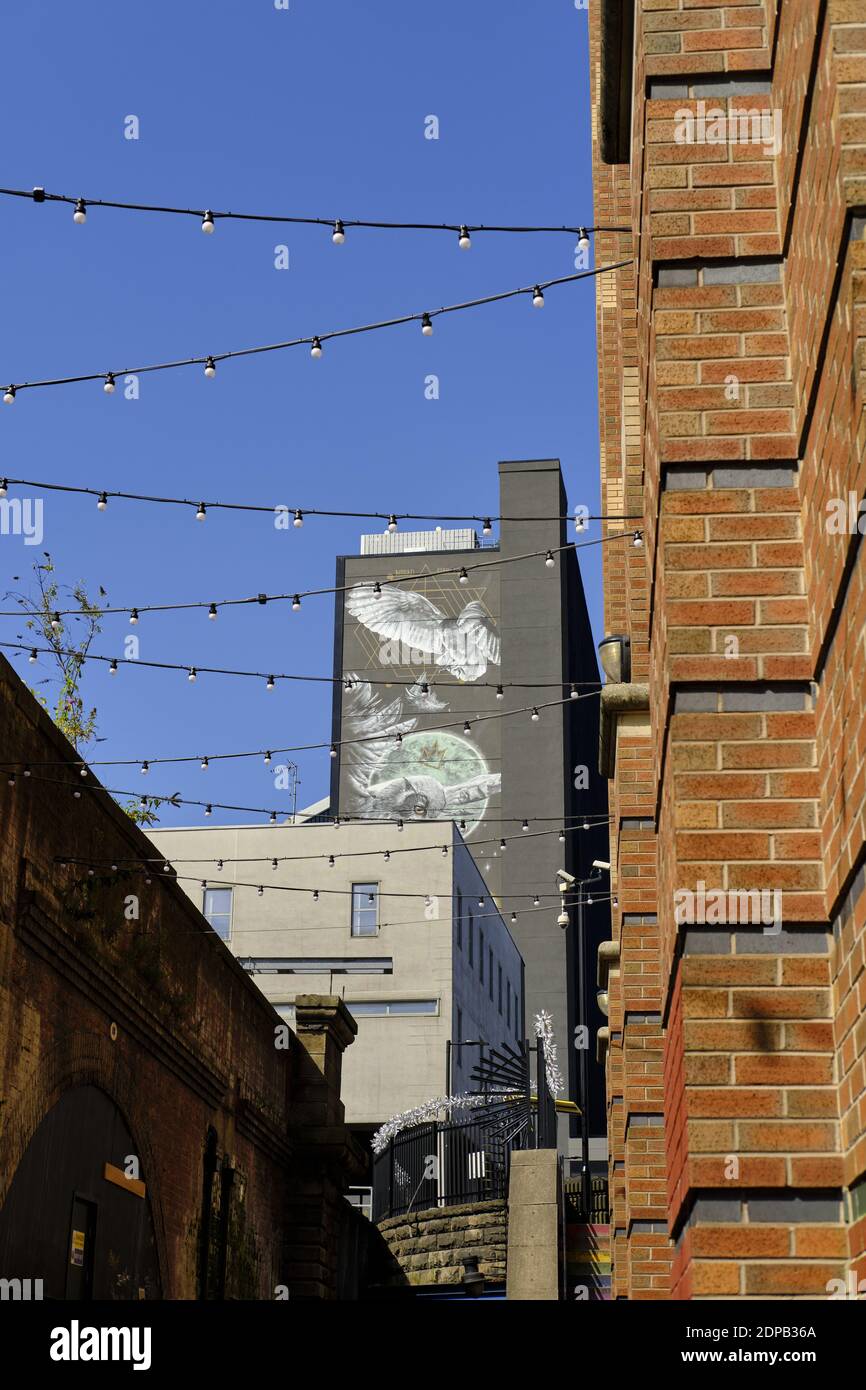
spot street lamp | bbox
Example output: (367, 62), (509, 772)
(598, 634), (631, 683)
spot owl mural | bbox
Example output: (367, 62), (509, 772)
(341, 578), (502, 833)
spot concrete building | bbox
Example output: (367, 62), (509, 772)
(328, 458), (611, 1166)
(589, 1), (866, 1299)
(149, 820), (525, 1143)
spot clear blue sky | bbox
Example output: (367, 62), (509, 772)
(0, 0), (601, 826)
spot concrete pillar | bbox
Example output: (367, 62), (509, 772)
(506, 1149), (561, 1300)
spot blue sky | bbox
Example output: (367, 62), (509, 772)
(0, 0), (601, 826)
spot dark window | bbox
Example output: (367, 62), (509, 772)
(479, 932), (485, 983)
(468, 910), (474, 966)
(455, 891), (462, 948)
(507, 981), (511, 1029)
(498, 964), (502, 1014)
(456, 1007), (463, 1043)
(351, 883), (379, 937)
(488, 948), (494, 1000)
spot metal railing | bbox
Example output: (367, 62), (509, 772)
(373, 1116), (522, 1222)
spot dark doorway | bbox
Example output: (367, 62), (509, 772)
(0, 1085), (161, 1299)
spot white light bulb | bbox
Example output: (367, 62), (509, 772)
(532, 287), (545, 308)
(129, 609), (139, 625)
(388, 514), (398, 532)
(188, 668), (197, 682)
(3, 387), (16, 404)
(458, 225), (471, 250)
(292, 595), (301, 611)
(196, 503), (206, 522)
(29, 649), (37, 663)
(496, 685), (504, 700)
(332, 220), (346, 245)
(0, 479), (7, 496)
(104, 374), (116, 394)
(310, 337), (323, 359)
(293, 509), (303, 527)
(633, 531), (643, 547)
(531, 708), (540, 721)
(208, 604), (217, 620)
(458, 568), (468, 585)
(578, 228), (590, 252)
(545, 551), (555, 568)
(97, 492), (108, 510)
(266, 675), (275, 691)
(421, 313), (433, 336)
(202, 210), (215, 234)
(73, 199), (87, 225)
(204, 357), (217, 378)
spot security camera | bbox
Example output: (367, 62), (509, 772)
(557, 909), (569, 929)
(556, 869), (576, 886)
(592, 859), (611, 871)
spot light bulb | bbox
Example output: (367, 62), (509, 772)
(313, 889), (319, 901)
(4, 387), (16, 404)
(73, 199), (87, 225)
(397, 819), (404, 832)
(511, 912), (517, 923)
(384, 851), (390, 862)
(496, 685), (504, 700)
(388, 514), (398, 532)
(292, 595), (301, 611)
(332, 219), (346, 245)
(559, 829), (566, 842)
(421, 312), (433, 336)
(272, 858), (278, 870)
(269, 812), (277, 824)
(374, 583), (382, 598)
(201, 210), (215, 234)
(0, 479), (7, 496)
(330, 744), (337, 758)
(395, 733), (402, 745)
(217, 859), (224, 871)
(140, 762), (149, 775)
(7, 773), (15, 787)
(533, 895), (540, 907)
(522, 820), (529, 832)
(266, 675), (275, 691)
(97, 492), (108, 510)
(441, 846), (448, 856)
(583, 819), (589, 830)
(328, 855), (335, 867)
(482, 519), (492, 536)
(264, 751), (272, 765)
(196, 503), (206, 522)
(208, 603), (217, 620)
(257, 885), (264, 897)
(458, 225), (471, 250)
(310, 337), (323, 359)
(293, 509), (303, 527)
(633, 531), (643, 547)
(188, 667), (197, 682)
(79, 765), (88, 778)
(545, 551), (555, 568)
(531, 708), (540, 721)
(577, 227), (590, 252)
(500, 839), (507, 850)
(463, 721), (472, 736)
(103, 373), (116, 395)
(532, 286), (545, 308)
(587, 894), (593, 905)
(201, 757), (209, 770)
(129, 609), (139, 625)
(478, 897), (485, 909)
(50, 612), (61, 632)
(28, 649), (37, 663)
(570, 685), (578, 698)
(205, 804), (212, 816)
(420, 681), (429, 696)
(204, 357), (216, 378)
(458, 568), (468, 585)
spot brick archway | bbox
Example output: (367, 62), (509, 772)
(0, 1028), (170, 1295)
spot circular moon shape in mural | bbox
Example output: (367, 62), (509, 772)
(371, 731), (494, 834)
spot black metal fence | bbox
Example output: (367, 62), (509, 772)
(373, 1117), (521, 1222)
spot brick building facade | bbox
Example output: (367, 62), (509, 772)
(0, 653), (365, 1299)
(589, 0), (866, 1298)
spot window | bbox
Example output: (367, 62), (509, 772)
(489, 948), (494, 1000)
(507, 981), (511, 1030)
(243, 957), (392, 975)
(345, 1187), (373, 1221)
(456, 891), (462, 949)
(346, 999), (439, 1017)
(351, 883), (379, 937)
(203, 887), (232, 941)
(479, 931), (485, 984)
(498, 964), (503, 1014)
(456, 1007), (463, 1043)
(468, 909), (474, 966)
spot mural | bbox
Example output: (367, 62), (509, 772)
(341, 577), (502, 832)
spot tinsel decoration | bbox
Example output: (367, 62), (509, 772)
(534, 1009), (563, 1098)
(371, 1091), (491, 1155)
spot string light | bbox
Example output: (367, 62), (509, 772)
(458, 568), (469, 585)
(73, 199), (86, 225)
(633, 531), (643, 547)
(196, 503), (207, 522)
(103, 374), (116, 395)
(0, 474), (641, 528)
(141, 762), (149, 775)
(129, 609), (139, 625)
(208, 604), (217, 620)
(266, 675), (275, 691)
(200, 757), (209, 770)
(421, 312), (433, 336)
(532, 286), (544, 308)
(204, 356), (216, 378)
(387, 514), (398, 533)
(292, 595), (301, 612)
(463, 721), (472, 736)
(28, 649), (37, 663)
(496, 686), (504, 700)
(97, 491), (108, 510)
(545, 550), (555, 568)
(577, 227), (590, 252)
(205, 804), (212, 817)
(531, 708), (540, 721)
(201, 210), (215, 234)
(188, 668), (197, 682)
(3, 387), (15, 404)
(0, 263), (630, 403)
(332, 219), (346, 245)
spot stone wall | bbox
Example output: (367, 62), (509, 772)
(376, 1200), (507, 1287)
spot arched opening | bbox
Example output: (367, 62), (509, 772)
(0, 1084), (161, 1299)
